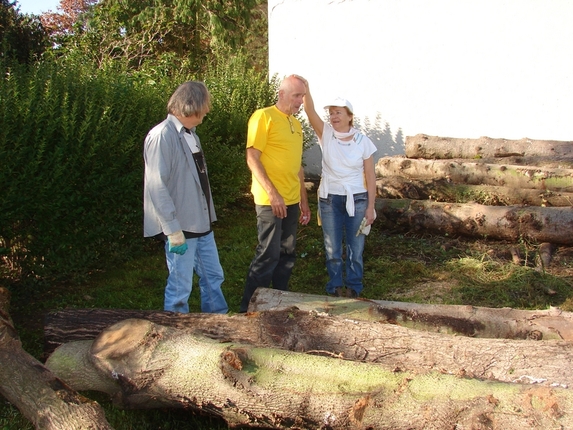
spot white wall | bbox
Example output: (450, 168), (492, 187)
(269, 0), (573, 152)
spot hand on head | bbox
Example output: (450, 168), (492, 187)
(292, 74), (308, 87)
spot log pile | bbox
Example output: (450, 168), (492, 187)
(375, 134), (573, 245)
(42, 289), (573, 429)
(3, 287), (573, 428)
(44, 288), (573, 389)
(45, 315), (573, 430)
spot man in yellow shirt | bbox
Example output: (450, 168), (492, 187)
(240, 75), (311, 312)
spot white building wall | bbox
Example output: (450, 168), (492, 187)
(269, 0), (573, 170)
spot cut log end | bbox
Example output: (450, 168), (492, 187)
(90, 318), (153, 358)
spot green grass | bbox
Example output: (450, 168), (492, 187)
(3, 196), (573, 429)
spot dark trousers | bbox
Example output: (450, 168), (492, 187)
(240, 204), (299, 312)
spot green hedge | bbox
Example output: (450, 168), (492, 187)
(0, 58), (277, 285)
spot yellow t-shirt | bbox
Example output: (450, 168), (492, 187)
(247, 105), (303, 206)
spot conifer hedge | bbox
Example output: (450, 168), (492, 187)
(0, 58), (276, 285)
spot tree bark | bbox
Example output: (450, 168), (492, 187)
(45, 317), (573, 429)
(0, 287), (113, 430)
(376, 176), (573, 207)
(373, 197), (573, 245)
(248, 289), (573, 340)
(44, 291), (573, 353)
(405, 134), (573, 163)
(375, 156), (573, 192)
(43, 292), (573, 387)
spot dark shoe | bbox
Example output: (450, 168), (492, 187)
(334, 287), (345, 297)
(346, 288), (358, 298)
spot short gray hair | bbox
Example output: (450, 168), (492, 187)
(167, 81), (211, 117)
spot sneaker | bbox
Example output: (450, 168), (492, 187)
(346, 288), (358, 298)
(334, 287), (345, 297)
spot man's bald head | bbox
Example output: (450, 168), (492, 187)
(276, 75), (306, 115)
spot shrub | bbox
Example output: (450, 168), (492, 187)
(0, 55), (276, 285)
(0, 60), (165, 282)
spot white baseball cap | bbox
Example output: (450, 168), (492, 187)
(323, 97), (354, 114)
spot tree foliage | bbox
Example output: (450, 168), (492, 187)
(44, 0), (267, 74)
(0, 0), (48, 63)
(40, 0), (98, 36)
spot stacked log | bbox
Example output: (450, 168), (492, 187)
(41, 289), (573, 429)
(375, 134), (573, 245)
(7, 283), (573, 428)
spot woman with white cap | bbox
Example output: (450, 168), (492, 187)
(299, 77), (377, 298)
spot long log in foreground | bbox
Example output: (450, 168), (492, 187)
(405, 134), (573, 161)
(0, 287), (113, 430)
(376, 176), (573, 207)
(374, 197), (573, 245)
(45, 318), (573, 429)
(375, 156), (573, 192)
(44, 300), (573, 388)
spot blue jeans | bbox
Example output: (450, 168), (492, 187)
(240, 204), (299, 312)
(319, 193), (367, 295)
(164, 232), (228, 314)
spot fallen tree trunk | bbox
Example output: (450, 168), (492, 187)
(44, 290), (573, 352)
(249, 289), (573, 340)
(376, 176), (573, 207)
(0, 287), (112, 430)
(405, 134), (573, 162)
(45, 317), (573, 429)
(43, 297), (573, 388)
(375, 156), (573, 192)
(373, 197), (573, 245)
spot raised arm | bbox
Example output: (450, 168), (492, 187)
(296, 76), (324, 139)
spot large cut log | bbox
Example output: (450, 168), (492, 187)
(0, 287), (113, 430)
(373, 197), (573, 245)
(405, 134), (573, 162)
(44, 291), (573, 352)
(249, 289), (573, 340)
(45, 318), (573, 429)
(43, 299), (573, 388)
(375, 156), (573, 192)
(377, 176), (573, 207)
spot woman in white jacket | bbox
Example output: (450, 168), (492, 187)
(300, 77), (377, 298)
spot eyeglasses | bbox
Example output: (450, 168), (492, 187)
(287, 115), (294, 134)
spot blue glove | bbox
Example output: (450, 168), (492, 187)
(168, 231), (188, 255)
(169, 242), (188, 255)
